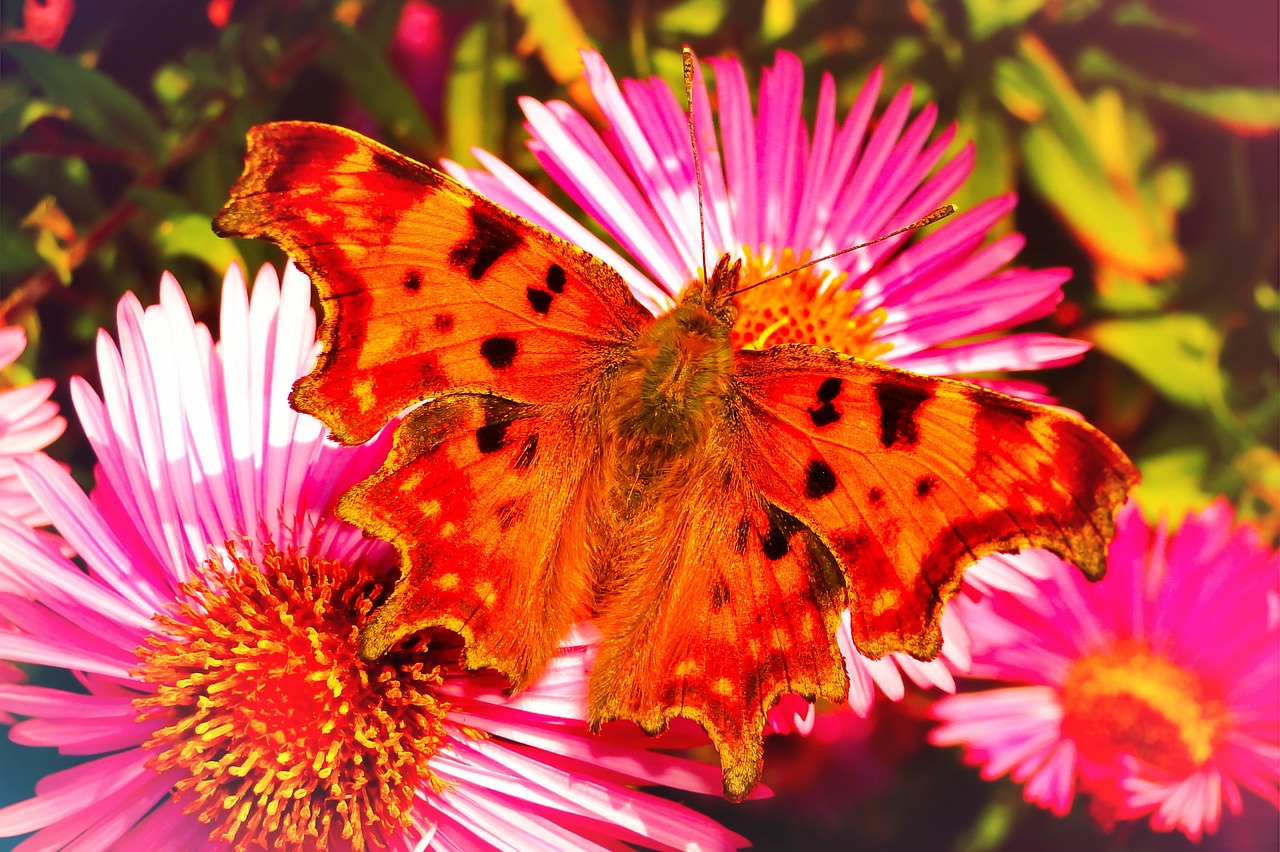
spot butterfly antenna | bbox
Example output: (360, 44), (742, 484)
(728, 204), (958, 298)
(683, 46), (709, 290)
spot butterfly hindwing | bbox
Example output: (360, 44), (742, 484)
(732, 345), (1138, 659)
(213, 121), (651, 444)
(588, 457), (849, 801)
(345, 393), (601, 683)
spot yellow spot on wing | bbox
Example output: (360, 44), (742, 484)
(439, 521), (456, 538)
(437, 573), (459, 591)
(352, 377), (375, 414)
(675, 659), (700, 678)
(872, 589), (901, 616)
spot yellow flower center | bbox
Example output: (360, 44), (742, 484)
(1060, 640), (1227, 776)
(729, 247), (893, 359)
(135, 544), (448, 850)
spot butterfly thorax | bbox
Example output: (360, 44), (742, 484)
(606, 255), (741, 459)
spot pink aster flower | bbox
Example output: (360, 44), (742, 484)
(0, 264), (746, 851)
(0, 326), (66, 526)
(446, 48), (1083, 717)
(930, 500), (1280, 841)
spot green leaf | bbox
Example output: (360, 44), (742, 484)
(1090, 313), (1224, 409)
(1004, 36), (1184, 279)
(1133, 443), (1214, 525)
(1093, 268), (1174, 313)
(655, 0), (728, 37)
(951, 96), (1017, 222)
(509, 0), (596, 85)
(1079, 48), (1280, 136)
(152, 211), (243, 275)
(3, 42), (164, 160)
(446, 20), (496, 167)
(0, 223), (42, 276)
(963, 0), (1045, 41)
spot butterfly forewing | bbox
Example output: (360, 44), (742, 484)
(732, 345), (1138, 658)
(213, 122), (651, 444)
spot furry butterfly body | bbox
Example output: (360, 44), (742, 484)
(214, 121), (1138, 800)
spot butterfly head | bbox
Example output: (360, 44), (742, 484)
(685, 252), (743, 326)
(609, 254), (742, 453)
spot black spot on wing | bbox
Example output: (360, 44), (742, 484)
(526, 288), (553, 315)
(433, 313), (454, 332)
(476, 422), (508, 454)
(403, 271), (422, 292)
(711, 577), (731, 611)
(545, 263), (566, 293)
(761, 505), (804, 562)
(807, 377), (844, 427)
(514, 434), (538, 470)
(449, 206), (524, 280)
(915, 475), (937, 498)
(480, 336), (517, 369)
(371, 150), (442, 188)
(808, 402), (841, 427)
(868, 487), (884, 504)
(763, 525), (789, 560)
(874, 376), (933, 449)
(974, 389), (1037, 430)
(832, 528), (871, 567)
(804, 459), (838, 499)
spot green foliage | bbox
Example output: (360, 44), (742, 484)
(4, 41), (164, 159)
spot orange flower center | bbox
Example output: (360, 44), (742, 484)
(1060, 640), (1227, 776)
(135, 544), (447, 850)
(729, 247), (892, 359)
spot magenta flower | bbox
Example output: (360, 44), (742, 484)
(446, 48), (1085, 716)
(0, 265), (747, 851)
(0, 326), (65, 527)
(930, 500), (1280, 840)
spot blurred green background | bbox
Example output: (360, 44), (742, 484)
(0, 0), (1276, 849)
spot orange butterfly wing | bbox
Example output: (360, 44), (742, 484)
(213, 122), (647, 680)
(340, 393), (605, 682)
(213, 122), (649, 444)
(588, 458), (850, 801)
(732, 345), (1138, 659)
(585, 343), (1135, 800)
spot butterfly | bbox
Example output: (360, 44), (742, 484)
(213, 120), (1138, 801)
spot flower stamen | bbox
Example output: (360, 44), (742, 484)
(135, 543), (447, 850)
(730, 247), (893, 359)
(1061, 639), (1228, 776)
